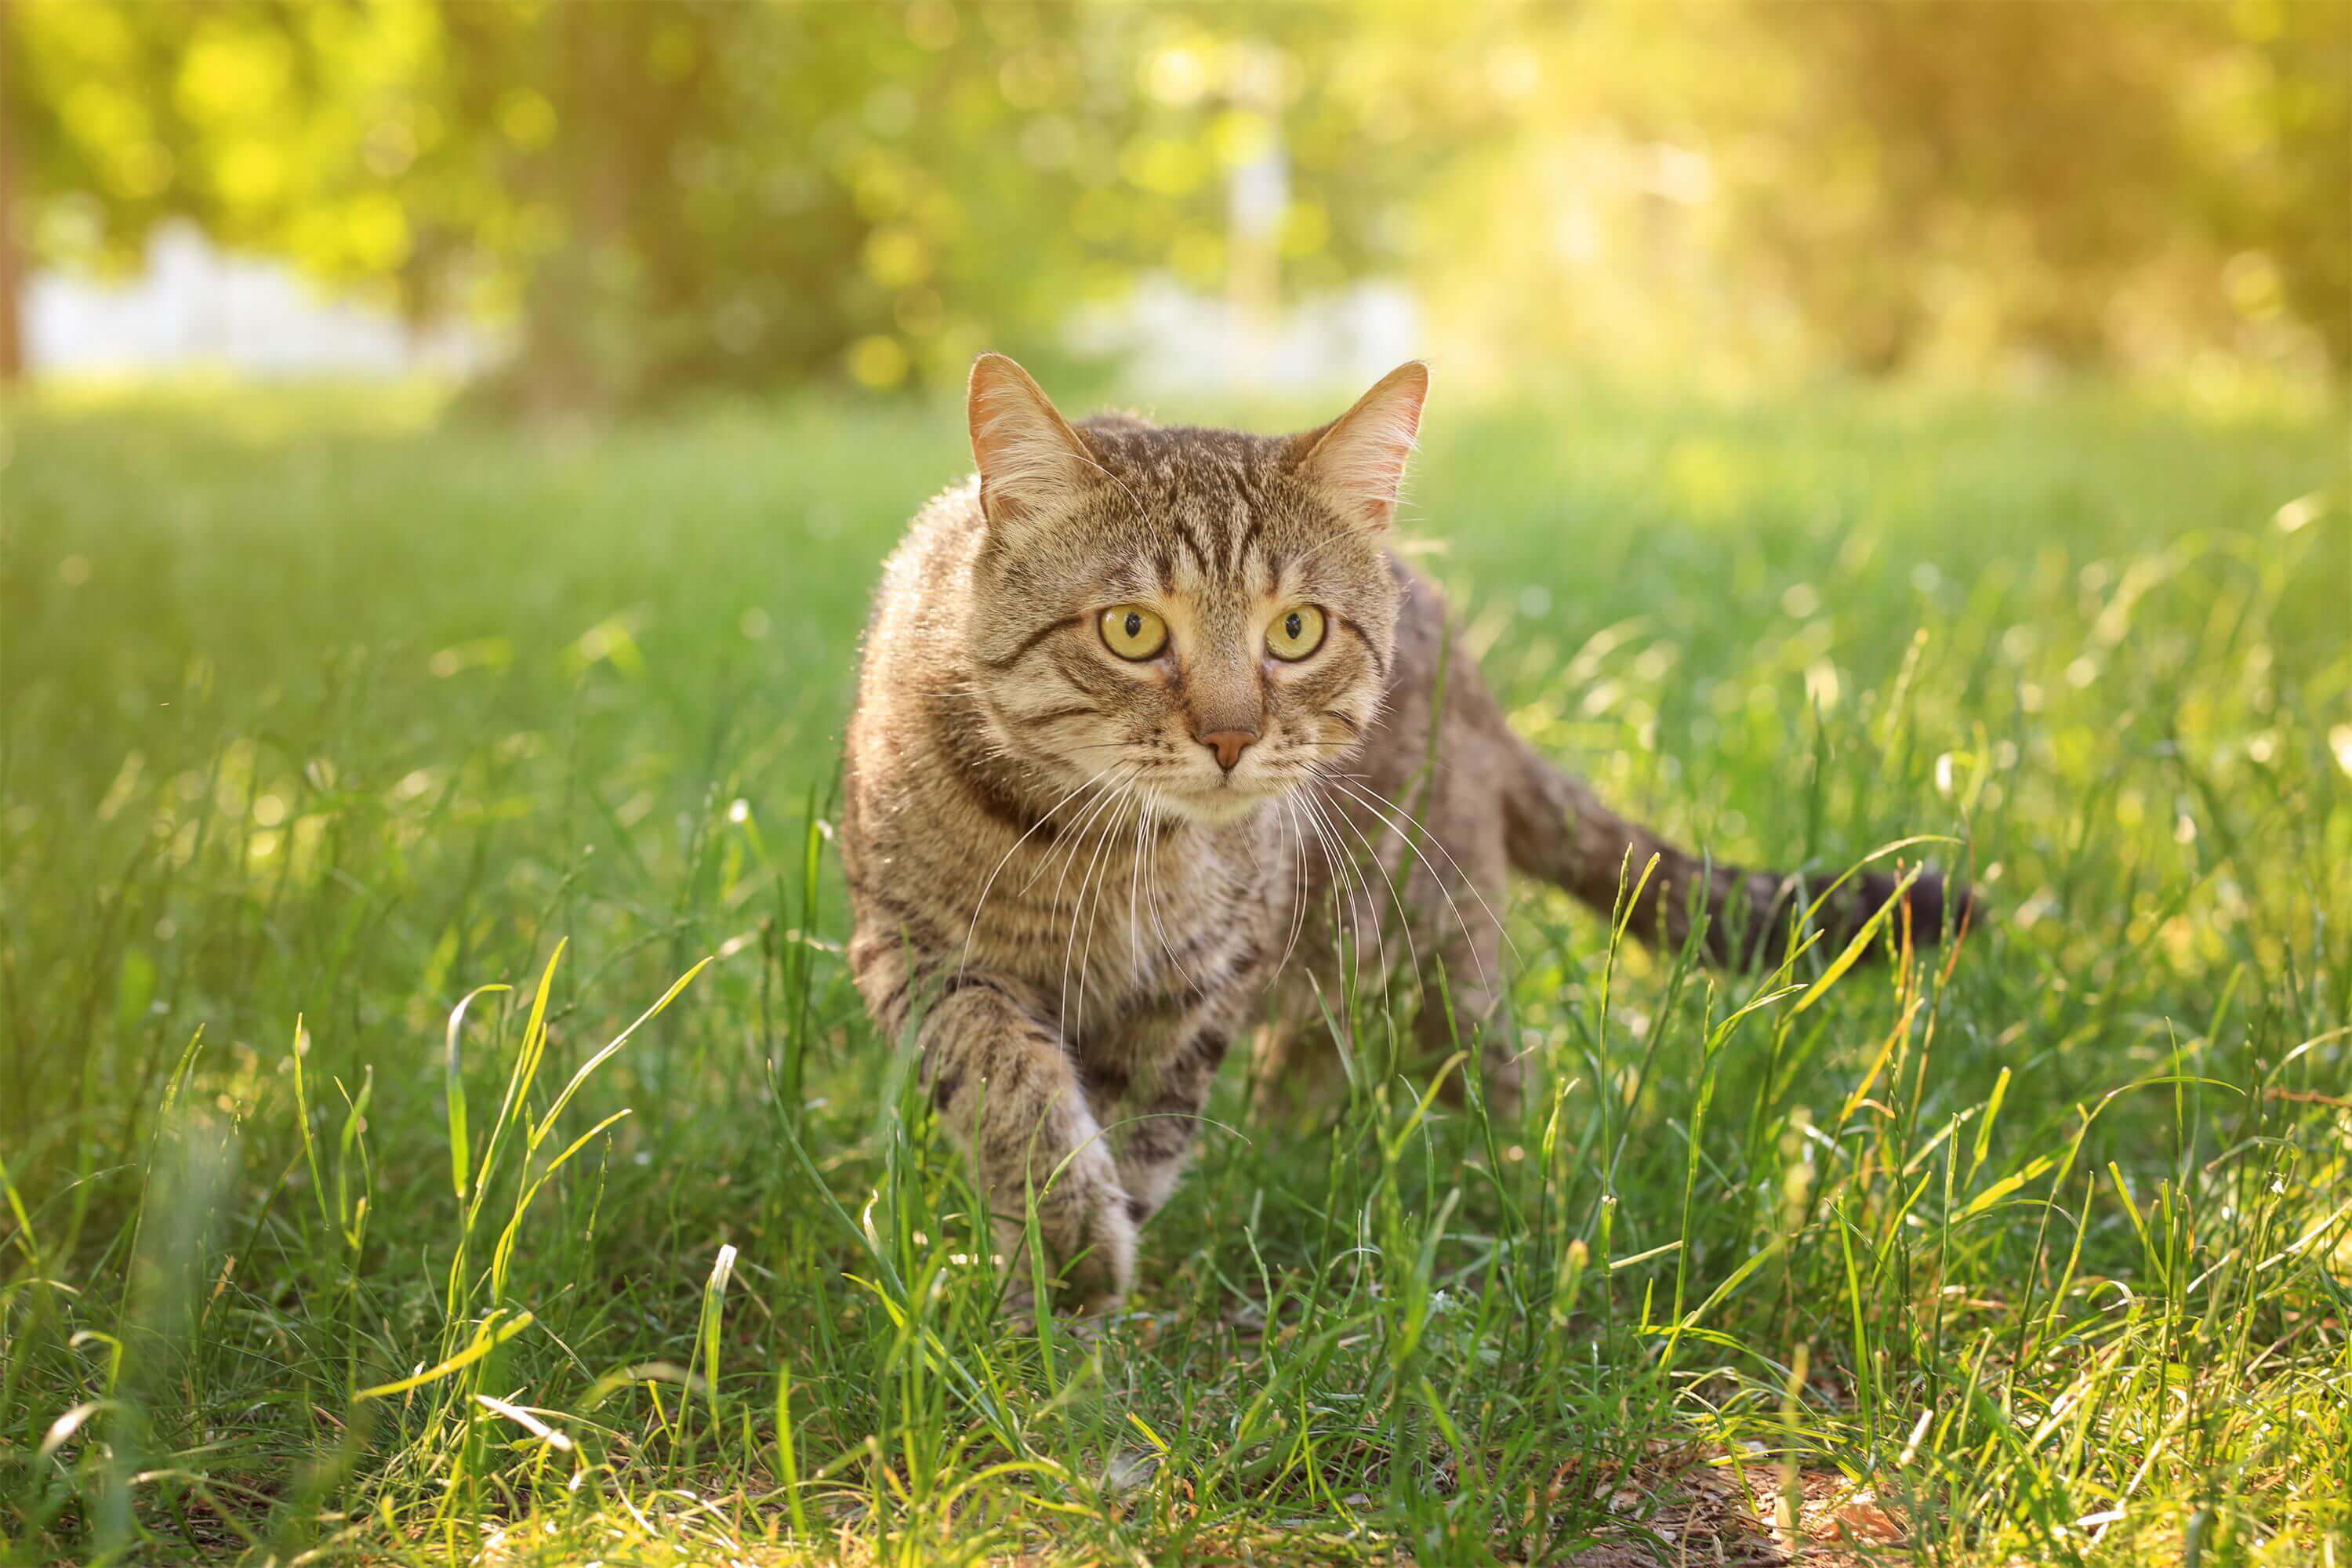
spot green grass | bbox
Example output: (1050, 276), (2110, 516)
(2, 379), (2347, 1566)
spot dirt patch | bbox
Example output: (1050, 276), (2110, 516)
(1565, 1457), (1907, 1566)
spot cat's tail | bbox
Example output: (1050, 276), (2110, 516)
(1500, 740), (1976, 967)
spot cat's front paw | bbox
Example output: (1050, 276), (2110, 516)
(996, 1276), (1125, 1338)
(990, 1152), (1137, 1323)
(1062, 1152), (1139, 1309)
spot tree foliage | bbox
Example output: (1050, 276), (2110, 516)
(9, 0), (2343, 402)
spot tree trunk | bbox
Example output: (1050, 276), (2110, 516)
(0, 0), (26, 385)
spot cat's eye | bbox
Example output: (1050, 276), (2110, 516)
(1265, 604), (1327, 662)
(1099, 604), (1169, 661)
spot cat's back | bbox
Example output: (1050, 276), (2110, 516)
(864, 476), (987, 663)
(840, 479), (989, 881)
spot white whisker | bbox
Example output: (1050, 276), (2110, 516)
(1069, 786), (1140, 1038)
(1298, 786), (1376, 999)
(1314, 778), (1423, 989)
(1048, 775), (1139, 1030)
(1127, 789), (1149, 971)
(960, 760), (1127, 980)
(1025, 762), (1140, 898)
(1142, 789), (1205, 996)
(1326, 773), (1517, 985)
(1269, 793), (1327, 996)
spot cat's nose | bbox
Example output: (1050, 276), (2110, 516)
(1196, 729), (1259, 772)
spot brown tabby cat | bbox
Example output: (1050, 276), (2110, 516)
(841, 354), (1969, 1316)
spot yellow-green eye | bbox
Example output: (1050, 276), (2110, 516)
(1265, 604), (1327, 661)
(1099, 604), (1169, 660)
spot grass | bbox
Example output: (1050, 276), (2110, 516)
(2, 377), (2347, 1566)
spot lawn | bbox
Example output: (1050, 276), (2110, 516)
(2, 379), (2347, 1566)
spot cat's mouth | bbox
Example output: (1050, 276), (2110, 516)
(1157, 770), (1297, 826)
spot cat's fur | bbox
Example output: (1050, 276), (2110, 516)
(840, 355), (1970, 1315)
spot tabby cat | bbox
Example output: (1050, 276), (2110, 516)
(840, 355), (1969, 1316)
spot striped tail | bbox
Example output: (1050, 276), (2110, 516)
(1500, 739), (1976, 967)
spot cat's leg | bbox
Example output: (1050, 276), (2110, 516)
(1110, 1025), (1232, 1225)
(1247, 1011), (1348, 1119)
(1415, 912), (1515, 1114)
(895, 971), (1137, 1317)
(1246, 871), (1361, 1119)
(1321, 772), (1520, 1112)
(1388, 792), (1509, 1103)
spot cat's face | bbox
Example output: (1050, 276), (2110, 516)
(962, 357), (1426, 826)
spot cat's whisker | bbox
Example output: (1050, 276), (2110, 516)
(1313, 778), (1425, 990)
(1023, 761), (1142, 898)
(1331, 808), (1392, 997)
(1262, 794), (1312, 993)
(1028, 771), (1142, 1033)
(1143, 820), (1189, 991)
(1102, 788), (1150, 1007)
(1142, 789), (1206, 997)
(1350, 779), (1516, 982)
(960, 759), (1128, 979)
(1090, 788), (1145, 1012)
(1065, 783), (1138, 1037)
(1084, 793), (1139, 1011)
(1287, 797), (1311, 977)
(1040, 775), (1143, 1035)
(1292, 791), (1361, 996)
(1020, 782), (1116, 922)
(1127, 789), (1152, 971)
(1299, 787), (1381, 1000)
(1328, 772), (1515, 946)
(1056, 788), (1110, 1031)
(1324, 772), (1514, 989)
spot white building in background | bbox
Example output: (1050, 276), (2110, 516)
(30, 220), (1414, 393)
(1072, 82), (1425, 395)
(27, 220), (494, 379)
(1069, 274), (1422, 394)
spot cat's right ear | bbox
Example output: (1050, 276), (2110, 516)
(1290, 360), (1428, 529)
(968, 354), (1094, 530)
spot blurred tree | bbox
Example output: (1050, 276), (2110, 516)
(2207, 0), (2350, 368)
(1747, 0), (2350, 375)
(8, 0), (469, 359)
(0, 0), (20, 381)
(7, 0), (1471, 404)
(416, 0), (1500, 408)
(6, 0), (2344, 401)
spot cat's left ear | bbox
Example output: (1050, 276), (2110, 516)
(1290, 361), (1428, 528)
(968, 353), (1097, 530)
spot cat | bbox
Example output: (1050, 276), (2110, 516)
(840, 354), (1971, 1317)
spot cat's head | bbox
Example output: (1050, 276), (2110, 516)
(960, 354), (1425, 826)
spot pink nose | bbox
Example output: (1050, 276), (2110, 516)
(1197, 729), (1258, 772)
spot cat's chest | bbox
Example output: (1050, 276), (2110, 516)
(979, 827), (1273, 1040)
